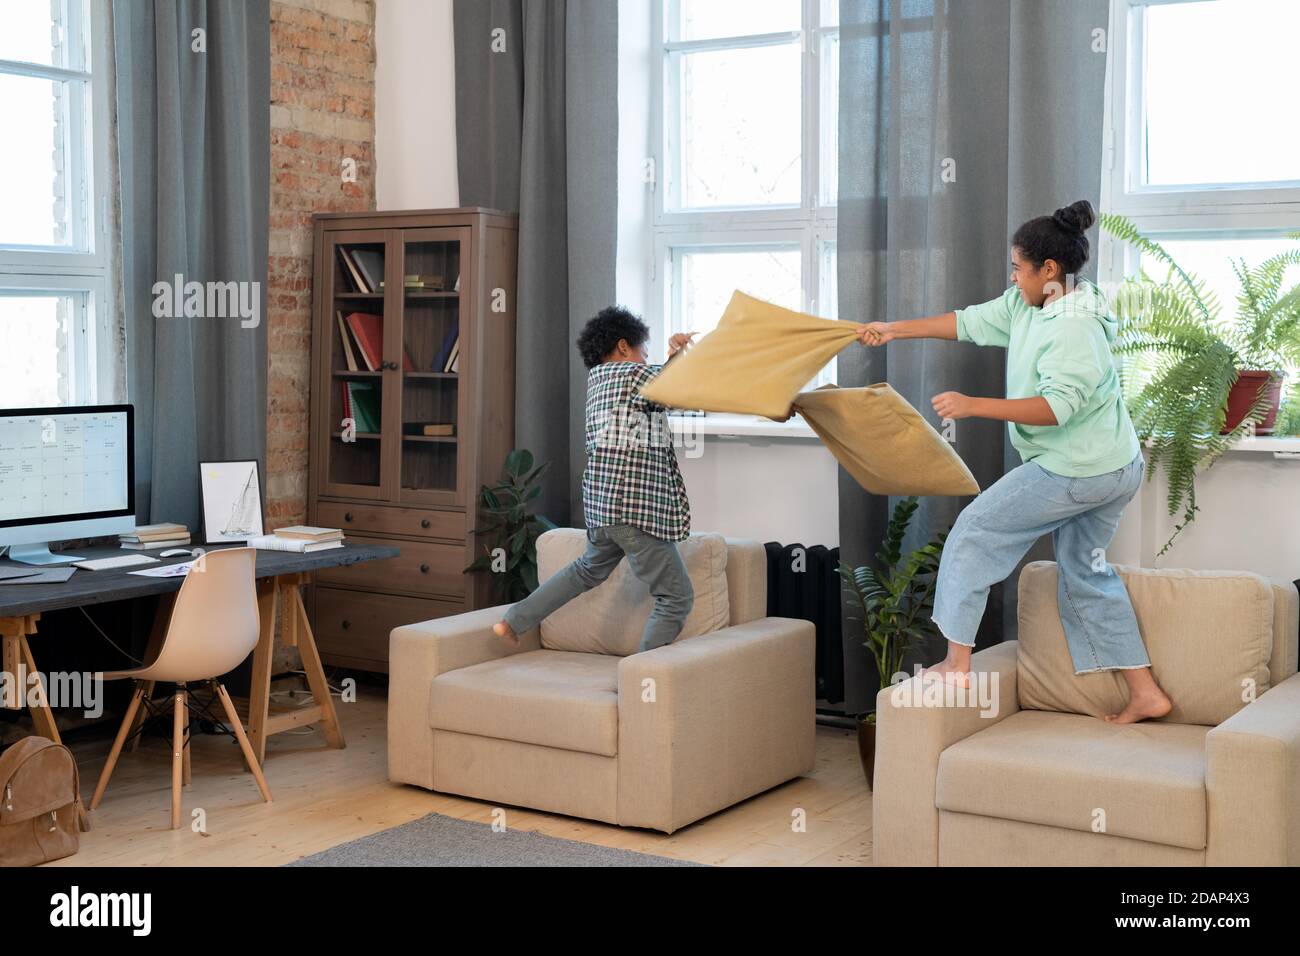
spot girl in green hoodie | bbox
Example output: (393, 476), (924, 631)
(860, 200), (1170, 724)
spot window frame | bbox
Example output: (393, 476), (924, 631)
(0, 0), (115, 406)
(650, 0), (839, 390)
(1100, 0), (1300, 450)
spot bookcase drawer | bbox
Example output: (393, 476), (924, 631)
(315, 534), (466, 599)
(313, 587), (464, 670)
(317, 501), (463, 541)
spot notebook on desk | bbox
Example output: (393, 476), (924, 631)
(0, 567), (77, 584)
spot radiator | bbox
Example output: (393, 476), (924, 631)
(763, 543), (844, 704)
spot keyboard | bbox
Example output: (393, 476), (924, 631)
(72, 554), (161, 571)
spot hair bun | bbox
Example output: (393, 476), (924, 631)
(1052, 199), (1095, 235)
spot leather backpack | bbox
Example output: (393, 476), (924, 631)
(0, 736), (84, 867)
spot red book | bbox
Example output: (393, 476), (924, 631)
(345, 312), (383, 371)
(344, 311), (417, 372)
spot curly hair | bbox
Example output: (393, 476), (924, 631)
(576, 306), (650, 369)
(1011, 199), (1096, 275)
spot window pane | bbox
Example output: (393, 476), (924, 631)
(679, 43), (801, 208)
(0, 74), (76, 247)
(820, 31), (839, 206)
(1144, 0), (1300, 186)
(0, 0), (76, 68)
(677, 246), (802, 339)
(676, 0), (800, 41)
(0, 295), (72, 407)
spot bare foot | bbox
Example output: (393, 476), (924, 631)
(492, 620), (519, 646)
(1103, 687), (1172, 724)
(920, 660), (972, 688)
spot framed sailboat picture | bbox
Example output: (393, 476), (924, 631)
(199, 460), (265, 544)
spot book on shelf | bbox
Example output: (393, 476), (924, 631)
(336, 310), (360, 371)
(342, 380), (380, 433)
(453, 273), (460, 292)
(337, 246), (369, 292)
(379, 274), (445, 291)
(274, 526), (344, 542)
(342, 311), (416, 372)
(445, 339), (459, 373)
(247, 534), (344, 554)
(433, 318), (460, 373)
(402, 422), (455, 437)
(350, 248), (385, 293)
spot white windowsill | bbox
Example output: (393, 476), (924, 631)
(668, 412), (820, 440)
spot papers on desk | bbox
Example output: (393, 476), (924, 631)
(128, 560), (197, 578)
(0, 566), (77, 584)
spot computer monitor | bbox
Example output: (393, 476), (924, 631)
(0, 404), (135, 565)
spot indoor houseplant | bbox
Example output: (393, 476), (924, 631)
(839, 496), (946, 788)
(1101, 215), (1300, 554)
(464, 448), (558, 601)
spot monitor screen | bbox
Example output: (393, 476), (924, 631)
(0, 405), (134, 528)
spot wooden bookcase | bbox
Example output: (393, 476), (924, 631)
(305, 208), (517, 672)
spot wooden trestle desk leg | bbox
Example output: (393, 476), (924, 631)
(243, 573), (346, 768)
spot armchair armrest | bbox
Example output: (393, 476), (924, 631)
(872, 640), (1020, 866)
(1206, 671), (1300, 866)
(387, 604), (539, 788)
(616, 617), (816, 833)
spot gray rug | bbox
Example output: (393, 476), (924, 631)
(287, 812), (705, 867)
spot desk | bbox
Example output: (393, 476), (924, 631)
(0, 541), (399, 764)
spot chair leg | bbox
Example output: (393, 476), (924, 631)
(214, 682), (272, 804)
(90, 682), (144, 811)
(171, 685), (186, 830)
(181, 690), (192, 787)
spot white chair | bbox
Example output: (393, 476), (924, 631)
(90, 547), (272, 829)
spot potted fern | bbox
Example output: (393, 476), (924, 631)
(464, 448), (557, 601)
(839, 496), (946, 788)
(1101, 215), (1300, 554)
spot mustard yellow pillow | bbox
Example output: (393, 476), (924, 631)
(793, 384), (980, 496)
(640, 290), (859, 418)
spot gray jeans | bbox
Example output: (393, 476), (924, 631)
(504, 525), (694, 653)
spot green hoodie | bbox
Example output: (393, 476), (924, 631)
(955, 279), (1140, 477)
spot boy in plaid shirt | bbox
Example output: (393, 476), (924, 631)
(494, 307), (696, 653)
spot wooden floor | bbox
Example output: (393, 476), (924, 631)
(56, 686), (872, 867)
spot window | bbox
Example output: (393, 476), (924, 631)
(0, 0), (115, 407)
(652, 0), (838, 392)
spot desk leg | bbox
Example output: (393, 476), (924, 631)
(284, 577), (344, 750)
(246, 580), (278, 766)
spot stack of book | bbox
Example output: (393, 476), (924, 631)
(247, 526), (345, 553)
(120, 523), (190, 550)
(379, 274), (445, 290)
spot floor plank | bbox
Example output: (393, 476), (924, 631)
(56, 688), (873, 867)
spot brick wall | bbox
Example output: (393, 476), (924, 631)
(267, 0), (376, 528)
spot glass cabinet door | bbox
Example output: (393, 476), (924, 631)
(396, 227), (469, 506)
(321, 229), (390, 499)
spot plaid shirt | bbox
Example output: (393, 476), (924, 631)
(582, 362), (690, 542)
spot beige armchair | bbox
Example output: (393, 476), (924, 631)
(873, 561), (1300, 866)
(388, 530), (816, 833)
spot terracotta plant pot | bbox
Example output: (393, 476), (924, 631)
(1222, 370), (1284, 434)
(857, 717), (876, 789)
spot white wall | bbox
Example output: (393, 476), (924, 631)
(374, 0), (459, 210)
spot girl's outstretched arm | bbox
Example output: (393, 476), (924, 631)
(932, 392), (1057, 426)
(858, 312), (957, 345)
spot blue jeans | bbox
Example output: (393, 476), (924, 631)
(931, 452), (1149, 674)
(503, 524), (694, 653)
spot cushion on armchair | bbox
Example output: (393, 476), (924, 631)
(1017, 562), (1275, 726)
(536, 529), (730, 656)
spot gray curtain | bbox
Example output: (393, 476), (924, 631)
(837, 0), (1108, 712)
(114, 0), (270, 534)
(453, 0), (619, 525)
